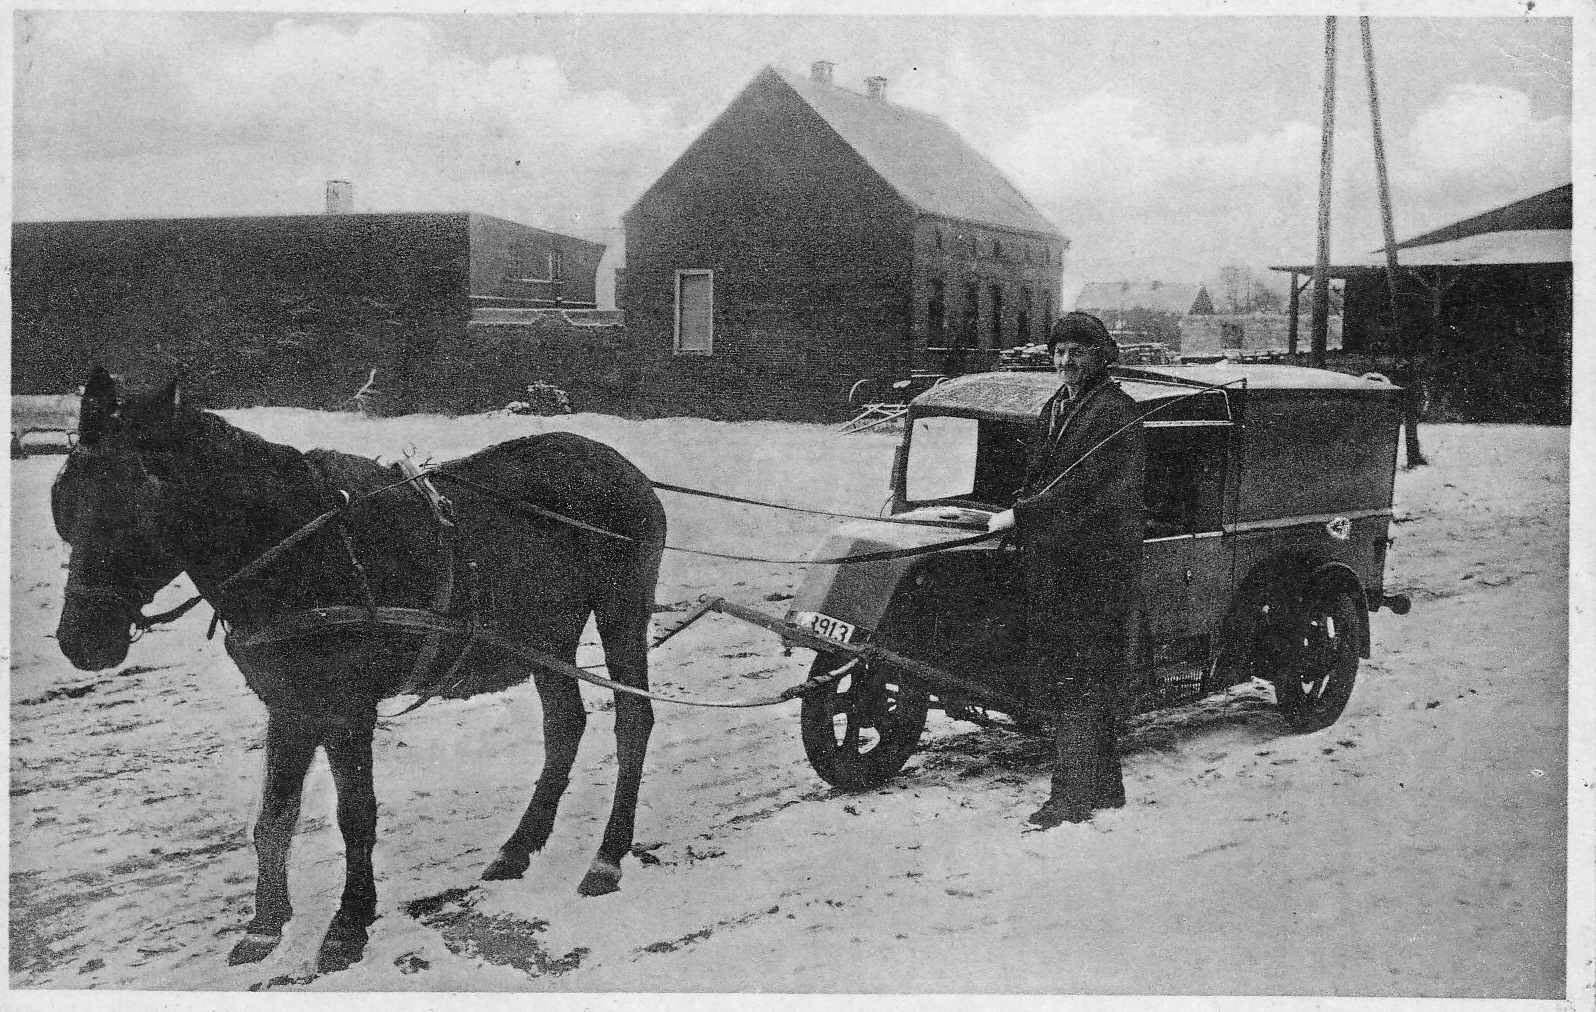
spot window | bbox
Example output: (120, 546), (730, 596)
(504, 241), (561, 283)
(961, 282), (980, 347)
(993, 240), (1003, 259)
(906, 416), (1033, 507)
(1042, 289), (1054, 337)
(1018, 288), (1033, 344)
(502, 241), (532, 283)
(934, 229), (944, 250)
(989, 284), (1004, 347)
(675, 270), (713, 355)
(1143, 425), (1229, 539)
(928, 279), (946, 339)
(905, 416), (978, 502)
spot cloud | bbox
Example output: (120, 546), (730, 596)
(1395, 83), (1571, 222)
(992, 82), (1571, 285)
(14, 13), (689, 235)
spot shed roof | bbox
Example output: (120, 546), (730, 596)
(1270, 183), (1572, 276)
(771, 67), (1061, 239)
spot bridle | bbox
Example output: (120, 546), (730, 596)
(56, 442), (187, 639)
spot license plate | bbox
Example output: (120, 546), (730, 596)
(792, 611), (857, 645)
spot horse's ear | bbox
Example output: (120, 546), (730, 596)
(79, 366), (118, 445)
(159, 377), (182, 417)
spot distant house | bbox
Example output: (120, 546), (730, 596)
(1074, 280), (1204, 318)
(1271, 183), (1571, 423)
(621, 61), (1066, 421)
(12, 213), (606, 414)
(1179, 311), (1340, 361)
(1073, 280), (1203, 352)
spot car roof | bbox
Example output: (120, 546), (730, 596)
(909, 365), (1399, 422)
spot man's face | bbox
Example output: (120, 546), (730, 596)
(1053, 341), (1105, 389)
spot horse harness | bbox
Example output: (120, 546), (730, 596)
(249, 455), (494, 715)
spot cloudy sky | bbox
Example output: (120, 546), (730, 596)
(11, 6), (1575, 302)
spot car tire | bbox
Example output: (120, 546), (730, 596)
(800, 653), (929, 790)
(1265, 584), (1363, 733)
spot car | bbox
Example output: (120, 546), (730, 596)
(786, 362), (1412, 789)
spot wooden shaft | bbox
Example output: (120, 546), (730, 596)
(710, 598), (1031, 716)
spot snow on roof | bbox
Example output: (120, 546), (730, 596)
(1074, 281), (1202, 315)
(1270, 183), (1573, 275)
(773, 67), (1061, 239)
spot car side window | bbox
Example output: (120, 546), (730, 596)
(1144, 425), (1228, 538)
(973, 420), (1031, 506)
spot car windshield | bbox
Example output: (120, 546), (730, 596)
(903, 414), (1032, 508)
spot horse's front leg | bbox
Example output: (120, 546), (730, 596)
(228, 712), (319, 966)
(318, 719), (379, 973)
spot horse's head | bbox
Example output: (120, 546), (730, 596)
(53, 367), (187, 670)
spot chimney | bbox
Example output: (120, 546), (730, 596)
(866, 76), (888, 102)
(810, 61), (834, 84)
(325, 180), (354, 215)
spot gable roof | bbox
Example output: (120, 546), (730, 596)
(1074, 280), (1202, 315)
(768, 67), (1061, 239)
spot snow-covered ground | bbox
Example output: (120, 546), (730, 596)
(7, 411), (1574, 999)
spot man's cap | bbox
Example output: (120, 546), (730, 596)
(1048, 312), (1119, 359)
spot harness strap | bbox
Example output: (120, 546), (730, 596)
(396, 455), (464, 699)
(237, 606), (816, 709)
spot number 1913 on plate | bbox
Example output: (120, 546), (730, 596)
(791, 611), (856, 645)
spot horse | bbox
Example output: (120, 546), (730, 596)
(50, 367), (667, 973)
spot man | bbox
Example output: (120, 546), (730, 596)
(987, 312), (1146, 828)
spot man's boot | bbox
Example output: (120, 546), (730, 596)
(1026, 708), (1095, 828)
(1090, 699), (1126, 810)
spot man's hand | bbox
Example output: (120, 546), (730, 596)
(986, 509), (1016, 533)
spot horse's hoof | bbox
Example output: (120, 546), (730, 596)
(577, 858), (622, 897)
(227, 932), (283, 966)
(315, 919), (368, 974)
(481, 850), (530, 881)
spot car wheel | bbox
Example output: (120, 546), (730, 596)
(1266, 585), (1362, 733)
(800, 654), (929, 790)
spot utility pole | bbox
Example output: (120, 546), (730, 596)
(1360, 16), (1426, 467)
(1310, 16), (1338, 369)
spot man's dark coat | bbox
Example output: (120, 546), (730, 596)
(1012, 373), (1147, 705)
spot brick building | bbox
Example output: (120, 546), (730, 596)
(621, 61), (1066, 421)
(12, 212), (605, 414)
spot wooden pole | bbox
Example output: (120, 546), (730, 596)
(1288, 271), (1301, 359)
(1360, 16), (1426, 466)
(1310, 16), (1338, 369)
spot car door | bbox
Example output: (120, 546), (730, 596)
(1139, 421), (1233, 700)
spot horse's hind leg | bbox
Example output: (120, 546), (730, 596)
(317, 720), (379, 973)
(580, 547), (663, 897)
(482, 660), (587, 881)
(228, 713), (318, 966)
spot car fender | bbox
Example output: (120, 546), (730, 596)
(1312, 561), (1371, 658)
